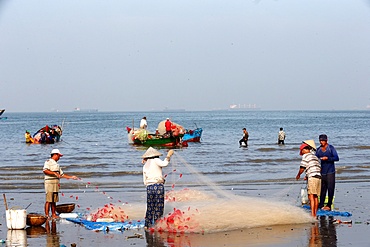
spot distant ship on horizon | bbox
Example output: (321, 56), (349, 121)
(229, 104), (261, 111)
(74, 107), (99, 112)
(163, 107), (186, 112)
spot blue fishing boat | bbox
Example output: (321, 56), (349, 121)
(182, 128), (202, 142)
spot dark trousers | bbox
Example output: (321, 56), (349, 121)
(319, 173), (335, 208)
(239, 138), (248, 146)
(145, 183), (165, 228)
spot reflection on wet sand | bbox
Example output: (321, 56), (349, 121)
(143, 216), (340, 247)
(308, 216), (338, 247)
(26, 225), (47, 237)
(145, 231), (166, 247)
(45, 219), (60, 247)
(7, 229), (27, 246)
(145, 224), (310, 247)
(309, 222), (321, 247)
(319, 216), (337, 247)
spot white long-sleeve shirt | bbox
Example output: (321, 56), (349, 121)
(140, 119), (147, 129)
(143, 157), (169, 186)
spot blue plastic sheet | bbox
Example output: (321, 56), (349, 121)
(302, 205), (352, 217)
(66, 218), (145, 231)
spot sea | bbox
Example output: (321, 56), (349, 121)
(0, 110), (370, 246)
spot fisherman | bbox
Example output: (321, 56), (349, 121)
(140, 117), (148, 129)
(49, 129), (57, 144)
(165, 118), (172, 137)
(316, 134), (339, 211)
(40, 130), (47, 144)
(239, 128), (249, 147)
(43, 149), (79, 219)
(142, 147), (174, 229)
(296, 140), (321, 217)
(278, 127), (286, 145)
(25, 130), (34, 143)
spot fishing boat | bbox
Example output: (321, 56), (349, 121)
(0, 109), (6, 120)
(182, 128), (203, 142)
(127, 128), (187, 147)
(127, 120), (188, 147)
(26, 125), (63, 144)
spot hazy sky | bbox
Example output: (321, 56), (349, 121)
(1, 0), (369, 112)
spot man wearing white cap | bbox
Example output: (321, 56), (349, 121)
(43, 149), (79, 219)
(142, 147), (174, 229)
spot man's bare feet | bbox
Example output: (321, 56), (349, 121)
(52, 215), (60, 220)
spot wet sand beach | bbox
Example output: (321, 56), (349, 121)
(1, 180), (370, 247)
(1, 111), (370, 246)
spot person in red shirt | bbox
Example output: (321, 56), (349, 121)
(165, 118), (172, 137)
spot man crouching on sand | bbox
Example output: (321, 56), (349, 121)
(43, 149), (79, 219)
(296, 140), (321, 217)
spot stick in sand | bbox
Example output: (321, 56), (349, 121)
(3, 194), (8, 210)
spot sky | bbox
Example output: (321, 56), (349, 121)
(0, 0), (369, 112)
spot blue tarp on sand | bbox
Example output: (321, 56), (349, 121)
(66, 218), (145, 231)
(302, 205), (352, 217)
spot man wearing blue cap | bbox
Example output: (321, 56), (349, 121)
(316, 134), (339, 211)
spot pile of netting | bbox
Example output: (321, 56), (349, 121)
(150, 207), (202, 233)
(133, 129), (149, 141)
(165, 188), (216, 202)
(88, 203), (129, 222)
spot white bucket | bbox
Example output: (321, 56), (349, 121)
(7, 229), (27, 247)
(6, 208), (27, 229)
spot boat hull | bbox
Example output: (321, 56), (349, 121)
(182, 128), (202, 142)
(132, 134), (185, 147)
(128, 129), (186, 147)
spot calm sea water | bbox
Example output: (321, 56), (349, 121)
(1, 110), (369, 196)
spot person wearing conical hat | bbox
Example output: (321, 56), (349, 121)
(316, 134), (339, 211)
(296, 140), (321, 217)
(142, 147), (174, 229)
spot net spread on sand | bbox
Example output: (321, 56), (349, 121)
(67, 152), (315, 233)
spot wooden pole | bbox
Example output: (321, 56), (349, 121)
(3, 193), (8, 210)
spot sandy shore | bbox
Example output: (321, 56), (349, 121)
(1, 181), (370, 247)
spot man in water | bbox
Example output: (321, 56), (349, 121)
(278, 127), (286, 145)
(43, 149), (79, 219)
(239, 128), (249, 147)
(25, 130), (34, 143)
(316, 134), (339, 211)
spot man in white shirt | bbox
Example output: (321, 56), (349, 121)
(140, 117), (148, 129)
(278, 127), (286, 145)
(43, 149), (79, 219)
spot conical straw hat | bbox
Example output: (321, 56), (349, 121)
(142, 147), (163, 158)
(303, 140), (316, 150)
